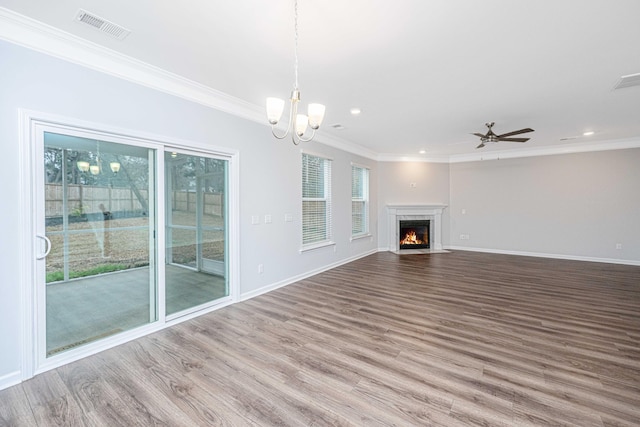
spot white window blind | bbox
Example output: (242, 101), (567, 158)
(302, 153), (332, 245)
(351, 165), (369, 236)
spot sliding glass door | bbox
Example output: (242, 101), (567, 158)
(42, 132), (156, 357)
(165, 151), (228, 316)
(29, 118), (235, 374)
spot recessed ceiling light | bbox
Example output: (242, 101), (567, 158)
(350, 107), (361, 116)
(419, 150), (426, 154)
(583, 131), (594, 136)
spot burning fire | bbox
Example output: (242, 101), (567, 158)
(400, 230), (425, 245)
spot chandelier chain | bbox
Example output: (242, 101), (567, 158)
(293, 0), (299, 89)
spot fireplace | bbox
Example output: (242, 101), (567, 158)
(387, 204), (447, 253)
(399, 220), (430, 250)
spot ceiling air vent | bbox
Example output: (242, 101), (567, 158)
(75, 9), (131, 40)
(613, 73), (640, 90)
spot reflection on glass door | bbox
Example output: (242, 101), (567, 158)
(165, 151), (228, 315)
(43, 132), (156, 357)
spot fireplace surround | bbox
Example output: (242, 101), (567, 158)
(387, 204), (447, 253)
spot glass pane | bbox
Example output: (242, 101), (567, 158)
(303, 200), (327, 244)
(352, 201), (365, 234)
(44, 133), (156, 357)
(165, 152), (228, 316)
(352, 166), (363, 198)
(302, 154), (326, 198)
(170, 228), (197, 268)
(203, 229), (225, 261)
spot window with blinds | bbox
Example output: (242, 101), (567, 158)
(302, 153), (332, 246)
(351, 164), (369, 236)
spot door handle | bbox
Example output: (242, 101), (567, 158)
(36, 234), (51, 260)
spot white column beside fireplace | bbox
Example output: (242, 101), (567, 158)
(387, 204), (447, 253)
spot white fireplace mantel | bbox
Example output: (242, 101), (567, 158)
(387, 204), (447, 253)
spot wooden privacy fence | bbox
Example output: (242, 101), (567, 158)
(45, 184), (223, 217)
(171, 190), (224, 216)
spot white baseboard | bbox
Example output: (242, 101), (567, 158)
(445, 246), (640, 266)
(240, 249), (378, 301)
(0, 370), (21, 391)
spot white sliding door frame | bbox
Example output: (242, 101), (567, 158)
(19, 109), (239, 380)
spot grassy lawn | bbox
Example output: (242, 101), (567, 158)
(46, 263), (130, 283)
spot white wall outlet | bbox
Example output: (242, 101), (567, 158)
(251, 215), (259, 225)
(264, 214), (272, 224)
(284, 213), (293, 222)
(616, 243), (622, 250)
(258, 264), (264, 274)
(409, 182), (417, 188)
(460, 234), (469, 240)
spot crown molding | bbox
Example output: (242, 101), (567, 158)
(376, 153), (451, 163)
(375, 138), (640, 164)
(447, 137), (640, 163)
(312, 132), (379, 160)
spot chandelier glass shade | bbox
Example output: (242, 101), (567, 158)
(75, 141), (120, 175)
(267, 0), (325, 145)
(76, 161), (90, 172)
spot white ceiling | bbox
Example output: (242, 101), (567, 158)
(2, 0), (640, 160)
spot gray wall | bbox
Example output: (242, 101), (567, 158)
(449, 149), (640, 262)
(376, 161), (451, 249)
(0, 40), (378, 385)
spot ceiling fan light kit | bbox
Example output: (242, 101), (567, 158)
(473, 122), (535, 149)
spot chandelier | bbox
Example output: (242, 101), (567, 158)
(76, 141), (120, 175)
(266, 0), (325, 145)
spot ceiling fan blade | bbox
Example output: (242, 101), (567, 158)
(496, 128), (534, 138)
(472, 133), (486, 138)
(476, 142), (485, 149)
(497, 137), (530, 142)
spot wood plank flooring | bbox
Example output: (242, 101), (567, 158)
(1, 251), (639, 426)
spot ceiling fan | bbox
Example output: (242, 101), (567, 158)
(473, 122), (534, 148)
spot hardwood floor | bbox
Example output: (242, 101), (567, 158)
(1, 251), (639, 426)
